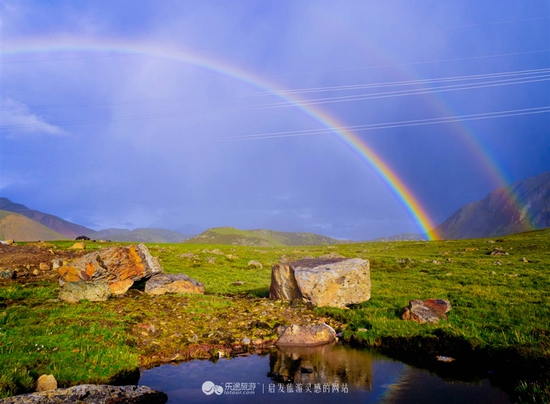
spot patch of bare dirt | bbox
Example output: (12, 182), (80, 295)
(0, 243), (88, 283)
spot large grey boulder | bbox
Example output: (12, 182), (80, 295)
(1, 384), (168, 403)
(269, 258), (370, 308)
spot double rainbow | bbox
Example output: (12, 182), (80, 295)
(4, 37), (440, 238)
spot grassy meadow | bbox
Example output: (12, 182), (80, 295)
(0, 229), (549, 401)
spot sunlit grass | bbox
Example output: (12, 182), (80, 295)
(1, 229), (549, 400)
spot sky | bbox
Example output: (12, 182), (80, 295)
(1, 0), (549, 240)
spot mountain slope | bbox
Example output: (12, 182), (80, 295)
(0, 210), (65, 241)
(184, 227), (345, 246)
(88, 228), (189, 243)
(435, 171), (550, 239)
(0, 198), (94, 238)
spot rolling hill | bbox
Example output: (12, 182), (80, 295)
(184, 227), (346, 246)
(0, 198), (94, 239)
(435, 171), (550, 239)
(0, 210), (65, 241)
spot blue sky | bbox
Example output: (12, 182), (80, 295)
(1, 0), (549, 239)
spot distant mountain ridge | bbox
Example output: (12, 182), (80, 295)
(88, 228), (189, 243)
(0, 198), (94, 238)
(375, 233), (426, 242)
(184, 226), (346, 246)
(435, 171), (550, 239)
(0, 210), (65, 241)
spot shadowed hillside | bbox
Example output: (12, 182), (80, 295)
(184, 227), (346, 246)
(0, 198), (94, 238)
(0, 210), (65, 241)
(435, 171), (550, 239)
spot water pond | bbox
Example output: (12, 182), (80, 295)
(139, 343), (512, 403)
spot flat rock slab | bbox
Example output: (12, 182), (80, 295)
(270, 258), (370, 308)
(275, 324), (336, 347)
(1, 384), (167, 404)
(402, 299), (452, 324)
(145, 273), (205, 295)
(58, 281), (112, 303)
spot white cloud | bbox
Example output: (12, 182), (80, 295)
(1, 98), (67, 138)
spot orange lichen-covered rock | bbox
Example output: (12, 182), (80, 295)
(58, 244), (163, 302)
(109, 278), (135, 295)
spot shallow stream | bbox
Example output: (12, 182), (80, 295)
(139, 343), (512, 403)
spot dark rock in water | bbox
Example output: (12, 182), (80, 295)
(402, 299), (452, 324)
(145, 273), (204, 295)
(1, 384), (168, 403)
(269, 258), (371, 308)
(275, 323), (336, 347)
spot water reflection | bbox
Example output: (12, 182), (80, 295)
(268, 344), (373, 389)
(139, 343), (512, 404)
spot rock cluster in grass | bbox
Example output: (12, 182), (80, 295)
(57, 244), (203, 302)
(144, 273), (205, 295)
(401, 299), (452, 324)
(269, 258), (371, 308)
(1, 384), (167, 404)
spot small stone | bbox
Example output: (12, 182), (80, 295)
(436, 355), (456, 363)
(489, 248), (508, 256)
(35, 374), (57, 392)
(0, 269), (15, 279)
(247, 260), (263, 269)
(402, 299), (451, 324)
(51, 259), (63, 270)
(39, 262), (50, 271)
(252, 339), (263, 346)
(357, 328), (369, 333)
(241, 338), (251, 345)
(70, 242), (86, 250)
(522, 257), (529, 263)
(32, 269), (40, 276)
(231, 281), (245, 286)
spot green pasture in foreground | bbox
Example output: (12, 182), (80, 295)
(0, 229), (549, 400)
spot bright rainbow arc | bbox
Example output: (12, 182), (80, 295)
(3, 37), (439, 239)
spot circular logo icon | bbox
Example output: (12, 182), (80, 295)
(202, 381), (215, 395)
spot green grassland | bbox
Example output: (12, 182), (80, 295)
(1, 229), (549, 401)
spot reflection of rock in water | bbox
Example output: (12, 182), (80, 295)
(267, 344), (373, 389)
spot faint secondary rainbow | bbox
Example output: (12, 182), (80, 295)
(3, 37), (439, 239)
(314, 10), (536, 229)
